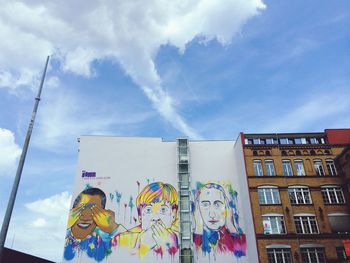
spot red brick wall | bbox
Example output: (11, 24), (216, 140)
(325, 129), (350, 144)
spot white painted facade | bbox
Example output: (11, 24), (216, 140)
(63, 136), (258, 263)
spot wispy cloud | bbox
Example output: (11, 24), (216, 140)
(262, 91), (350, 133)
(0, 0), (266, 138)
(32, 88), (154, 152)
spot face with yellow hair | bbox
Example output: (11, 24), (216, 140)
(140, 201), (176, 230)
(137, 182), (178, 230)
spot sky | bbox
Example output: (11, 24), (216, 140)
(0, 0), (349, 261)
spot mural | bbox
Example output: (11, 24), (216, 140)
(112, 182), (179, 259)
(192, 182), (247, 260)
(64, 182), (179, 262)
(64, 187), (119, 261)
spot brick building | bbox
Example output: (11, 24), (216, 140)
(241, 129), (350, 263)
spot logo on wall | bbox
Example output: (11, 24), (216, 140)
(81, 170), (96, 178)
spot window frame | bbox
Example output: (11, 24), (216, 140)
(262, 214), (286, 234)
(294, 159), (306, 176)
(300, 245), (326, 263)
(325, 159), (337, 176)
(336, 245), (350, 260)
(265, 159), (276, 176)
(313, 159), (325, 176)
(282, 159), (293, 176)
(258, 186), (281, 205)
(288, 186), (312, 205)
(294, 214), (319, 234)
(321, 185), (345, 204)
(253, 159), (264, 176)
(266, 245), (292, 263)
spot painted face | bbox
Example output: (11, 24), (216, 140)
(198, 187), (227, 230)
(71, 194), (103, 240)
(140, 202), (176, 230)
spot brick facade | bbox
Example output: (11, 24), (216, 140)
(242, 130), (350, 263)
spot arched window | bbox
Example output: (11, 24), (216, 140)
(253, 160), (263, 176)
(313, 159), (325, 176)
(265, 160), (276, 176)
(257, 186), (280, 204)
(294, 214), (319, 234)
(262, 214), (286, 234)
(294, 159), (306, 176)
(325, 159), (337, 176)
(288, 186), (312, 204)
(321, 185), (345, 204)
(266, 245), (292, 263)
(300, 244), (326, 263)
(282, 160), (293, 176)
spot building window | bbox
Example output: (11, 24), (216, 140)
(325, 159), (337, 176)
(328, 214), (350, 233)
(294, 160), (306, 176)
(282, 160), (293, 176)
(253, 138), (261, 144)
(336, 246), (350, 260)
(313, 160), (325, 176)
(263, 215), (286, 234)
(288, 186), (312, 204)
(310, 138), (320, 144)
(258, 186), (281, 204)
(294, 138), (302, 144)
(267, 247), (292, 263)
(300, 247), (326, 263)
(266, 138), (275, 144)
(254, 160), (264, 176)
(265, 160), (276, 176)
(294, 215), (319, 234)
(321, 186), (345, 204)
(280, 138), (289, 144)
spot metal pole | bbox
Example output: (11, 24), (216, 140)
(0, 56), (50, 261)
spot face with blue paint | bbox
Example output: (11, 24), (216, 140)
(139, 201), (176, 230)
(198, 187), (227, 230)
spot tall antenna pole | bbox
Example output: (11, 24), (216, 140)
(0, 56), (50, 261)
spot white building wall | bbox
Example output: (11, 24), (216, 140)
(63, 136), (257, 263)
(190, 139), (258, 263)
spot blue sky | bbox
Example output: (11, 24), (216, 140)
(0, 0), (349, 261)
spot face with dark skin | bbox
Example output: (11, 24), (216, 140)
(71, 194), (103, 240)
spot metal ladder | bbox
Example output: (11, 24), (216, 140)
(177, 138), (193, 263)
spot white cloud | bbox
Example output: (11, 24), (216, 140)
(4, 191), (72, 261)
(0, 128), (21, 176)
(31, 217), (47, 228)
(25, 191), (71, 217)
(0, 0), (265, 138)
